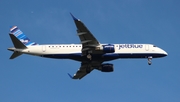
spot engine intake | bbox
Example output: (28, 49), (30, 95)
(100, 63), (114, 72)
(102, 44), (115, 53)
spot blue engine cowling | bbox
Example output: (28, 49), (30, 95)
(102, 44), (115, 53)
(101, 63), (114, 72)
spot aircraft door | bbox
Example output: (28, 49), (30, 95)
(42, 45), (46, 52)
(145, 45), (149, 51)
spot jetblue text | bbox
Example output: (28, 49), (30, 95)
(119, 44), (143, 50)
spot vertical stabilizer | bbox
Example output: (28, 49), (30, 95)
(10, 26), (38, 46)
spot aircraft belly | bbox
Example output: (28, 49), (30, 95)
(40, 52), (166, 62)
(41, 53), (82, 61)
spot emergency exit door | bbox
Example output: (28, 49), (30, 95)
(145, 45), (149, 51)
(42, 46), (46, 52)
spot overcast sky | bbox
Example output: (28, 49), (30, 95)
(0, 0), (180, 102)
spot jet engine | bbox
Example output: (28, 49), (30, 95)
(102, 44), (115, 53)
(95, 44), (115, 53)
(100, 63), (114, 72)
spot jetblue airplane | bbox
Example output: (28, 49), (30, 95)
(8, 14), (168, 79)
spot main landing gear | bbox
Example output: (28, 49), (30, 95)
(86, 51), (93, 73)
(86, 50), (92, 60)
(87, 54), (92, 60)
(148, 56), (152, 65)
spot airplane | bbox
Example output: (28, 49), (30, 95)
(8, 14), (168, 79)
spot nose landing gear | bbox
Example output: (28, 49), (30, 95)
(148, 56), (152, 65)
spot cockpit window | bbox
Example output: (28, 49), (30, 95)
(153, 45), (157, 47)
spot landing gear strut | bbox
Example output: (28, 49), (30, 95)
(87, 54), (92, 60)
(86, 50), (92, 60)
(148, 56), (152, 65)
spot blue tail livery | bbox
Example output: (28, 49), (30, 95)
(10, 26), (38, 46)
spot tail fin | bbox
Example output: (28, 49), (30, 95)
(8, 26), (38, 59)
(10, 26), (38, 46)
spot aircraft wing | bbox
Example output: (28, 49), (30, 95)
(70, 13), (100, 52)
(68, 62), (94, 79)
(68, 14), (103, 79)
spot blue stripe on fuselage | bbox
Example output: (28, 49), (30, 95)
(41, 53), (167, 62)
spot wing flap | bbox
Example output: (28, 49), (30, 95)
(77, 32), (87, 36)
(81, 40), (92, 44)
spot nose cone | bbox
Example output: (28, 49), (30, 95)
(164, 51), (168, 56)
(162, 49), (168, 57)
(155, 47), (168, 58)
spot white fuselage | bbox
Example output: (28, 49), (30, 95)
(11, 44), (167, 62)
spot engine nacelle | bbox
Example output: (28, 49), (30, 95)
(102, 44), (115, 53)
(100, 63), (114, 72)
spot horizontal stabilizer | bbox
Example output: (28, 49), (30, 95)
(10, 52), (22, 59)
(9, 34), (27, 49)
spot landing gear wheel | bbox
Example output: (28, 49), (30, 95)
(87, 54), (92, 60)
(147, 56), (152, 65)
(148, 61), (152, 65)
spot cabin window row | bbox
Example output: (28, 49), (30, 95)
(48, 46), (82, 48)
(48, 45), (119, 48)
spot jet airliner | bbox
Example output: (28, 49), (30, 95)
(8, 14), (168, 79)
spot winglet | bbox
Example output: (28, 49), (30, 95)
(70, 13), (79, 21)
(67, 73), (73, 79)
